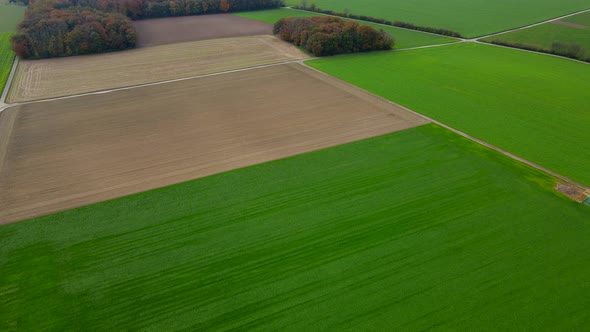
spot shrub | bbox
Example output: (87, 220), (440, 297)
(551, 41), (586, 59)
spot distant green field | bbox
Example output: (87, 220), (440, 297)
(564, 10), (590, 25)
(285, 0), (590, 37)
(482, 12), (590, 59)
(1, 124), (590, 330)
(0, 5), (25, 33)
(0, 33), (15, 94)
(235, 9), (458, 49)
(308, 43), (590, 186)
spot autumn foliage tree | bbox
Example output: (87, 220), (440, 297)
(219, 0), (229, 12)
(25, 0), (285, 19)
(12, 0), (285, 59)
(274, 17), (394, 56)
(12, 8), (136, 59)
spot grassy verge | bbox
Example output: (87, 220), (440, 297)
(1, 124), (589, 330)
(234, 8), (458, 49)
(307, 42), (590, 186)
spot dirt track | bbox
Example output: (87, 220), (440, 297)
(551, 20), (587, 29)
(7, 35), (308, 102)
(0, 63), (428, 224)
(134, 14), (273, 47)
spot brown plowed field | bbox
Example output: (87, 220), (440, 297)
(7, 35), (308, 103)
(134, 14), (273, 47)
(0, 63), (428, 224)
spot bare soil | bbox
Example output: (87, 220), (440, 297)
(7, 35), (308, 103)
(551, 20), (587, 29)
(555, 183), (587, 202)
(134, 14), (273, 47)
(0, 63), (428, 224)
(0, 107), (16, 174)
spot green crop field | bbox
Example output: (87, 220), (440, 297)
(1, 124), (589, 330)
(308, 43), (590, 186)
(0, 5), (26, 33)
(235, 9), (458, 49)
(564, 10), (590, 25)
(285, 0), (590, 37)
(482, 11), (590, 59)
(0, 33), (15, 94)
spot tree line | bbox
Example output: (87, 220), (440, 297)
(25, 0), (284, 19)
(274, 16), (394, 56)
(12, 0), (284, 59)
(488, 39), (590, 63)
(12, 8), (137, 59)
(292, 4), (462, 38)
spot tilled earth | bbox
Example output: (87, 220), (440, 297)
(0, 63), (428, 223)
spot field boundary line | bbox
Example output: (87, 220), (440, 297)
(286, 6), (590, 40)
(283, 6), (589, 64)
(0, 55), (17, 105)
(395, 41), (463, 51)
(474, 40), (590, 65)
(0, 59), (314, 109)
(283, 7), (462, 41)
(476, 8), (590, 40)
(300, 62), (590, 193)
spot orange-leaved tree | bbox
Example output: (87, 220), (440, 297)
(220, 0), (230, 12)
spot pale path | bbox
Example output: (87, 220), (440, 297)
(300, 62), (590, 194)
(1, 59), (314, 111)
(0, 56), (18, 106)
(477, 8), (590, 40)
(6, 35), (310, 103)
(0, 63), (427, 223)
(286, 6), (590, 40)
(1, 34), (588, 221)
(2, 57), (588, 207)
(287, 6), (590, 63)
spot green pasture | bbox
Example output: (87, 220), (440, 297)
(308, 43), (590, 186)
(1, 124), (589, 330)
(0, 33), (15, 94)
(0, 5), (25, 33)
(235, 8), (458, 49)
(482, 11), (590, 58)
(564, 10), (590, 25)
(285, 0), (590, 37)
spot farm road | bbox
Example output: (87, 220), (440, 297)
(3, 5), (590, 216)
(301, 62), (590, 195)
(475, 8), (590, 41)
(2, 55), (588, 214)
(287, 6), (590, 41)
(6, 35), (309, 102)
(288, 6), (590, 63)
(2, 59), (309, 109)
(0, 63), (427, 223)
(0, 56), (17, 105)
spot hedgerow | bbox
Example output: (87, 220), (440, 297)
(291, 5), (462, 38)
